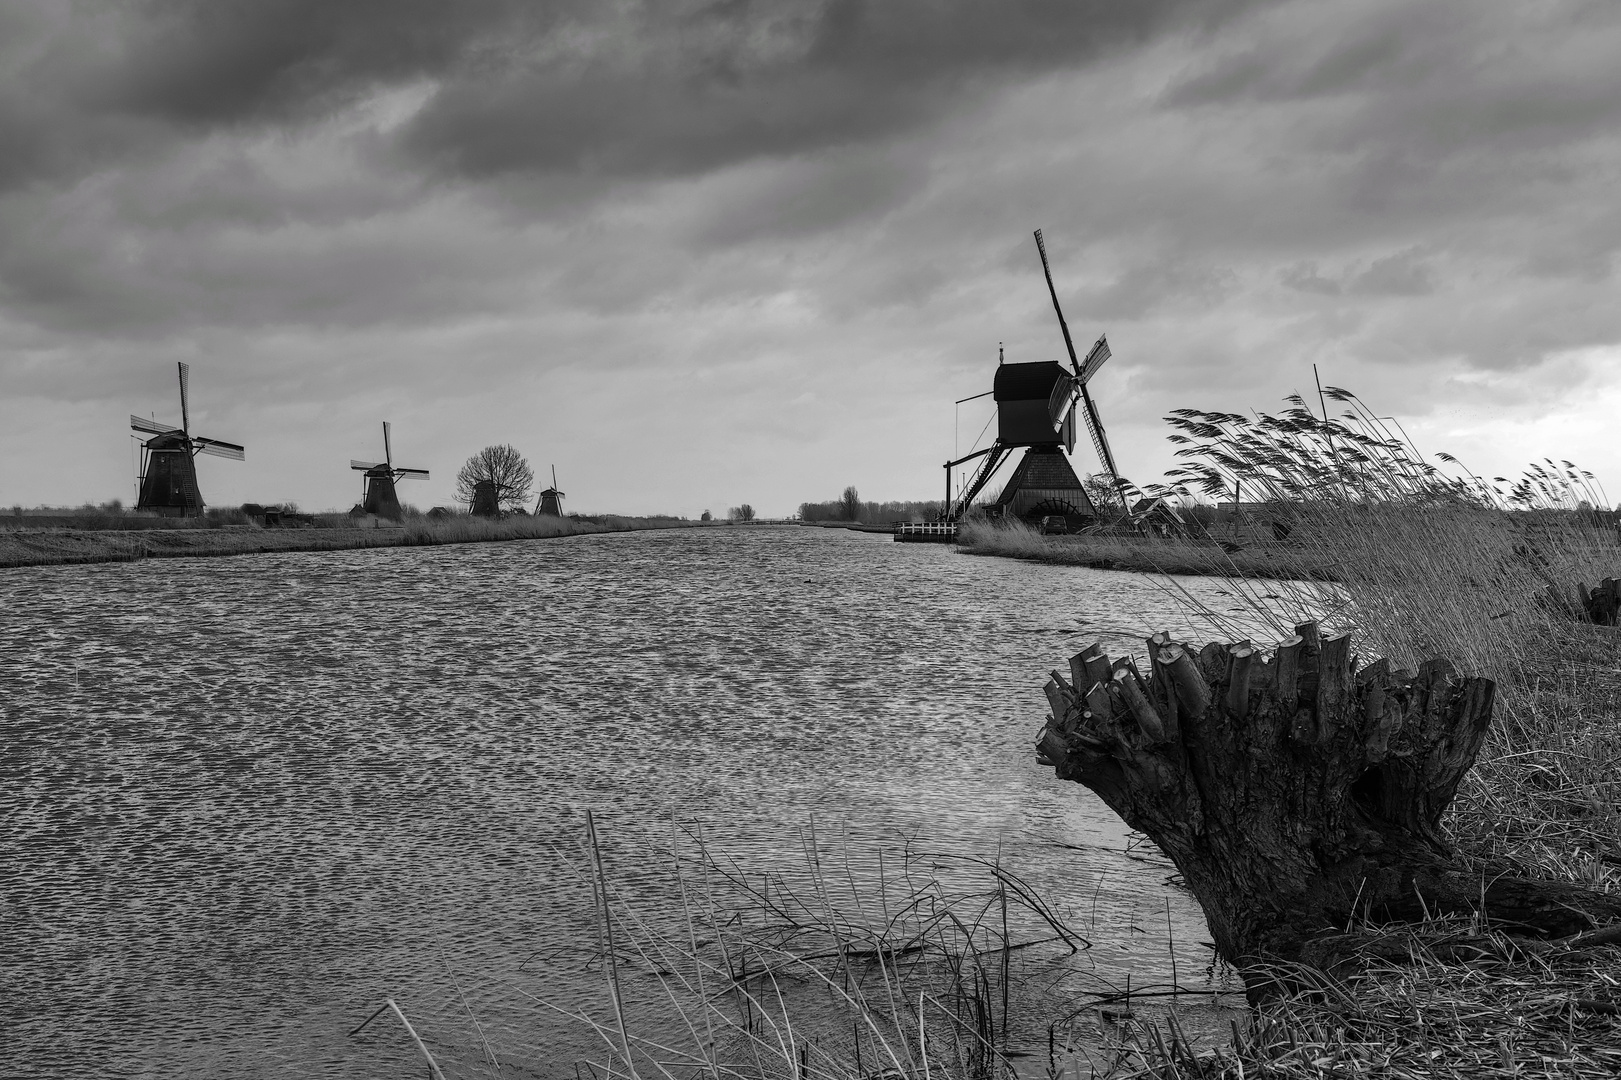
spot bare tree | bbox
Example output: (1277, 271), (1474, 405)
(456, 445), (534, 511)
(1083, 473), (1122, 514)
(728, 504), (755, 522)
(839, 485), (861, 521)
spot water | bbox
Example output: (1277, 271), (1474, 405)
(1, 526), (1266, 1078)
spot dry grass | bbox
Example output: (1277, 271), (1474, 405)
(0, 511), (708, 568)
(1110, 394), (1621, 1077)
(956, 518), (1326, 580)
(476, 825), (1242, 1080)
(958, 388), (1621, 1076)
(1096, 922), (1621, 1080)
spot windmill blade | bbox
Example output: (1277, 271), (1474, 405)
(194, 436), (245, 461)
(130, 414), (180, 436)
(351, 460), (385, 471)
(1033, 229), (1083, 375)
(1047, 372), (1079, 427)
(395, 468), (430, 480)
(178, 362), (191, 436)
(1079, 387), (1119, 480)
(1078, 335), (1111, 383)
(382, 421), (392, 469)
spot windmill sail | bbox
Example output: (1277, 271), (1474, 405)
(194, 436), (246, 460)
(1079, 335), (1111, 383)
(130, 414), (180, 436)
(178, 362), (191, 436)
(1079, 390), (1116, 480)
(1032, 231), (1120, 488)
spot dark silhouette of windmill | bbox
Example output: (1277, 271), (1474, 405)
(943, 230), (1119, 525)
(349, 422), (429, 520)
(129, 362), (245, 515)
(535, 465), (565, 516)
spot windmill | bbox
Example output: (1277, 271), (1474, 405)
(130, 362), (245, 515)
(942, 230), (1119, 524)
(535, 465), (565, 516)
(349, 422), (429, 520)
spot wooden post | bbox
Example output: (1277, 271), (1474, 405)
(1035, 624), (1621, 998)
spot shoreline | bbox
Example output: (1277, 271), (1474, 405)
(0, 515), (709, 569)
(955, 519), (1333, 580)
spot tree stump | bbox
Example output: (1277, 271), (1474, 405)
(1580, 578), (1620, 626)
(1545, 577), (1620, 626)
(1034, 622), (1621, 997)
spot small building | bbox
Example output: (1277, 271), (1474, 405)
(1129, 497), (1197, 538)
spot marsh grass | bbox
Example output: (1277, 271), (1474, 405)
(953, 388), (1620, 1075)
(1102, 919), (1621, 1080)
(0, 510), (707, 567)
(1119, 395), (1620, 1076)
(956, 518), (1325, 580)
(481, 825), (1242, 1080)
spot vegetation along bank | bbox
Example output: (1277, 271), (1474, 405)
(0, 509), (707, 569)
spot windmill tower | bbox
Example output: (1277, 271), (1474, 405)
(350, 422), (429, 520)
(535, 465), (565, 516)
(943, 230), (1119, 525)
(130, 362), (245, 515)
(471, 480), (500, 517)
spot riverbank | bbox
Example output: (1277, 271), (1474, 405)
(956, 517), (1331, 579)
(1082, 502), (1621, 1077)
(0, 513), (707, 568)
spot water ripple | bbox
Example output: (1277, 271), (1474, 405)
(1, 527), (1264, 1078)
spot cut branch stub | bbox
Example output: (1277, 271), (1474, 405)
(1034, 623), (1621, 996)
(1582, 577), (1619, 626)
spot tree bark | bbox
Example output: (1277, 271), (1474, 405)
(1035, 622), (1621, 998)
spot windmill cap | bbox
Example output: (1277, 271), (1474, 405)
(993, 360), (1069, 402)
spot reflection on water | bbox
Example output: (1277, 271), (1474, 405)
(1, 526), (1269, 1078)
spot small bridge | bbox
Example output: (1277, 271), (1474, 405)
(893, 522), (958, 544)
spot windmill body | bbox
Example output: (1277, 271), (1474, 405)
(943, 230), (1118, 525)
(350, 422), (428, 521)
(535, 465), (565, 516)
(471, 480), (500, 518)
(131, 363), (245, 515)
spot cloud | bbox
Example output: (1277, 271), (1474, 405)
(1, 0), (1620, 513)
(1349, 248), (1434, 296)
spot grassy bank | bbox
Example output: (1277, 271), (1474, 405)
(0, 512), (707, 568)
(956, 517), (1330, 579)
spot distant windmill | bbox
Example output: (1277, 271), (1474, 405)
(943, 230), (1119, 524)
(535, 465), (565, 516)
(349, 422), (429, 520)
(129, 362), (245, 515)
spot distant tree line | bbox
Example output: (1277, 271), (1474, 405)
(799, 486), (943, 524)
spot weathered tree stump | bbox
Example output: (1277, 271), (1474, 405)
(1545, 577), (1620, 625)
(1579, 578), (1619, 626)
(1034, 622), (1621, 997)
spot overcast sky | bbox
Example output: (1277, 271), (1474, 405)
(2, 0), (1618, 516)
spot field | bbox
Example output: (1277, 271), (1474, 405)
(0, 509), (707, 568)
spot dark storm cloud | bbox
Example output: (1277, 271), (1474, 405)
(399, 0), (1270, 180)
(0, 0), (1268, 194)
